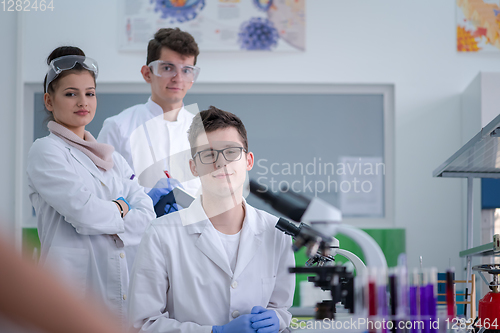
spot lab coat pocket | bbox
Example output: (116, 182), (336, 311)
(261, 276), (277, 306)
(45, 247), (89, 298)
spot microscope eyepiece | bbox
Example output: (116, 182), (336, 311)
(249, 179), (310, 222)
(275, 218), (301, 238)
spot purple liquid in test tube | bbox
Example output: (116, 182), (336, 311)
(409, 285), (418, 333)
(379, 285), (388, 333)
(427, 268), (437, 333)
(420, 284), (429, 333)
(410, 269), (419, 333)
(376, 268), (388, 333)
(426, 284), (436, 333)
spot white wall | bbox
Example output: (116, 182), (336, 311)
(0, 11), (18, 236)
(4, 0), (500, 273)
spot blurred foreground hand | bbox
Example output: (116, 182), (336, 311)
(0, 235), (124, 333)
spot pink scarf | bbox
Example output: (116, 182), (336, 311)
(48, 121), (114, 171)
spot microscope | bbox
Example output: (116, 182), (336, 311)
(249, 179), (387, 319)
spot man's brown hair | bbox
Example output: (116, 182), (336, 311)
(147, 28), (200, 65)
(188, 106), (249, 158)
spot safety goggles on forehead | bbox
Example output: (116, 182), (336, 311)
(148, 60), (200, 83)
(45, 55), (99, 92)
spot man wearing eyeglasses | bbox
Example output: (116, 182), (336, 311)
(128, 106), (295, 333)
(98, 28), (201, 215)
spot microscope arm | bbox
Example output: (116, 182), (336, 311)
(335, 249), (366, 276)
(334, 224), (388, 269)
(249, 180), (387, 269)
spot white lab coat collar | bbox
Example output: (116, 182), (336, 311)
(180, 196), (265, 234)
(179, 196), (264, 278)
(145, 97), (164, 117)
(145, 97), (188, 121)
(50, 133), (109, 186)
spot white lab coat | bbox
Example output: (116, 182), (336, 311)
(128, 197), (296, 333)
(26, 133), (156, 321)
(97, 98), (201, 196)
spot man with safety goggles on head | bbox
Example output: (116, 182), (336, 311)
(98, 28), (201, 216)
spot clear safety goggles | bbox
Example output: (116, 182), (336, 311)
(148, 60), (200, 82)
(45, 55), (99, 92)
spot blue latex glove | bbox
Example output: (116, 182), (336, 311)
(212, 314), (255, 333)
(164, 202), (180, 214)
(250, 306), (280, 333)
(147, 178), (182, 206)
(115, 196), (130, 210)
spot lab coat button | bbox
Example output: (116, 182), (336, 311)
(123, 294), (127, 300)
(231, 281), (238, 289)
(232, 310), (240, 318)
(120, 253), (125, 258)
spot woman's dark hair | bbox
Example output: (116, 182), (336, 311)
(188, 106), (248, 158)
(43, 46), (96, 122)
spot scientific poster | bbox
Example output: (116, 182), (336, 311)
(119, 0), (305, 52)
(456, 0), (500, 52)
(338, 157), (384, 218)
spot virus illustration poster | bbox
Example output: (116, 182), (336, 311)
(456, 0), (500, 52)
(119, 0), (305, 52)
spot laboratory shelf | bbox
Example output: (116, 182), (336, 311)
(433, 112), (500, 178)
(459, 234), (500, 257)
(459, 242), (497, 257)
(433, 113), (500, 318)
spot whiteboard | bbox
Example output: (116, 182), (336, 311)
(26, 83), (394, 228)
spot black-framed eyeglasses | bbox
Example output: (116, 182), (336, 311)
(193, 147), (247, 164)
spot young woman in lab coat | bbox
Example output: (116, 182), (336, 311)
(128, 106), (295, 333)
(26, 46), (156, 323)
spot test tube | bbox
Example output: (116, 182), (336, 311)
(367, 267), (378, 333)
(409, 268), (419, 333)
(420, 270), (429, 333)
(445, 268), (455, 318)
(378, 268), (388, 333)
(427, 268), (437, 333)
(396, 255), (409, 333)
(397, 264), (408, 319)
(356, 272), (368, 319)
(389, 268), (400, 332)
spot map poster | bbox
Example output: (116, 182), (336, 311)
(456, 0), (500, 52)
(119, 0), (305, 52)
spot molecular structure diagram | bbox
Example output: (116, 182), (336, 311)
(238, 17), (279, 51)
(151, 0), (205, 23)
